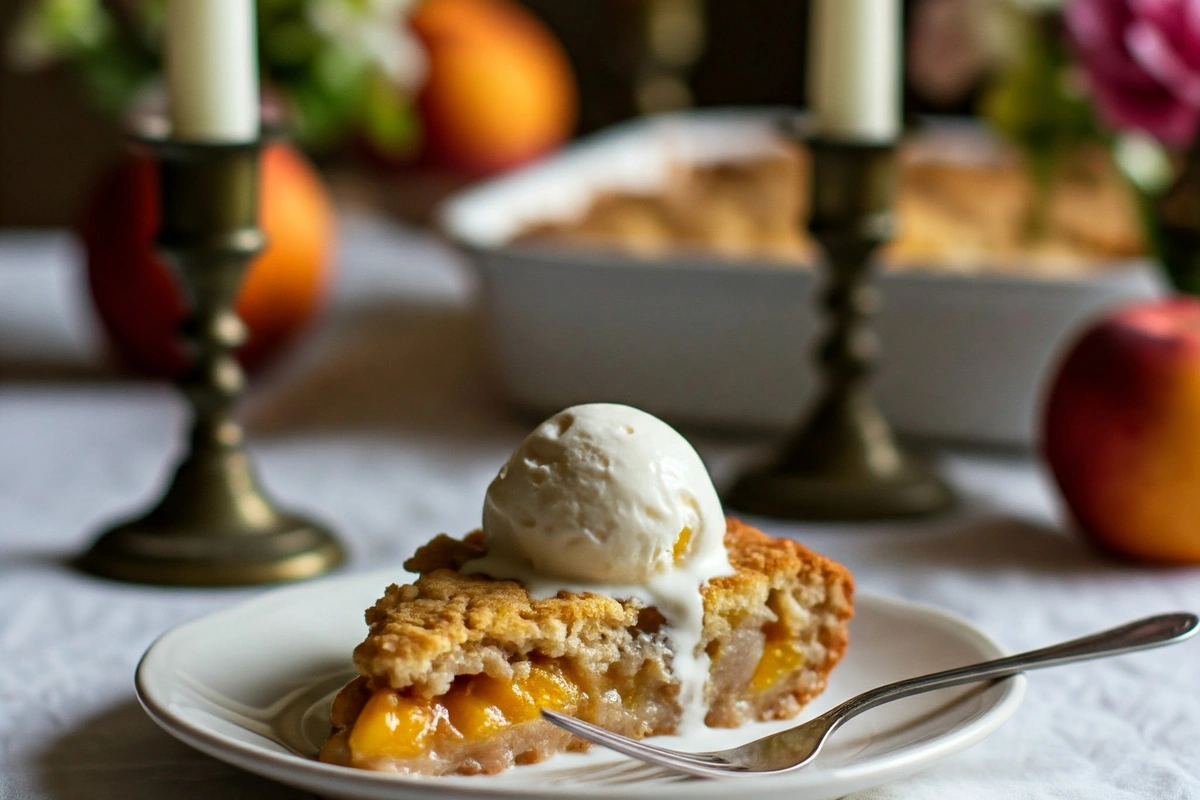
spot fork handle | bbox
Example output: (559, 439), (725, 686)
(828, 612), (1198, 725)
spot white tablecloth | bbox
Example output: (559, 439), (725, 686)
(2, 216), (1198, 800)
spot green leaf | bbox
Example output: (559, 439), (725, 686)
(360, 70), (420, 156)
(261, 19), (319, 68)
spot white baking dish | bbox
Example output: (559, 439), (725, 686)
(440, 110), (1164, 446)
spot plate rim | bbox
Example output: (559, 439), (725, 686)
(135, 568), (1027, 798)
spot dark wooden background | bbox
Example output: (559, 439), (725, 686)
(0, 0), (970, 227)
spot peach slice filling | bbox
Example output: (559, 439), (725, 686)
(751, 637), (806, 692)
(672, 526), (693, 564)
(750, 593), (806, 692)
(342, 662), (584, 763)
(335, 595), (808, 764)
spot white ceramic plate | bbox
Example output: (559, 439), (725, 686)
(136, 569), (1026, 800)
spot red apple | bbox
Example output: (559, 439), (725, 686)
(1042, 296), (1200, 563)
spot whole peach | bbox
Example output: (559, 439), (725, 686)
(1042, 297), (1200, 563)
(82, 142), (335, 377)
(411, 0), (577, 174)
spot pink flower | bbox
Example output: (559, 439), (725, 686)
(1066, 0), (1200, 146)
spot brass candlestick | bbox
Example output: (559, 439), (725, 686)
(80, 134), (344, 585)
(728, 138), (954, 521)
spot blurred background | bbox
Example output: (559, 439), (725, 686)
(5, 0), (1169, 446)
(4, 0), (1190, 451)
(1, 0), (1011, 227)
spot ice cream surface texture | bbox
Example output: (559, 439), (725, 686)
(479, 403), (729, 583)
(466, 403), (732, 729)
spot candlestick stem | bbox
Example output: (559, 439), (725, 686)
(728, 139), (954, 520)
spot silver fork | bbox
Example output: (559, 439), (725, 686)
(542, 612), (1198, 778)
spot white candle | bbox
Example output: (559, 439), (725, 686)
(164, 0), (260, 141)
(807, 0), (901, 142)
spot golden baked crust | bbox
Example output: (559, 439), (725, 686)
(515, 139), (1144, 273)
(353, 519), (853, 701)
(324, 519), (853, 774)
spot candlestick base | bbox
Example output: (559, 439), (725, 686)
(81, 515), (343, 587)
(728, 470), (952, 522)
(727, 409), (954, 520)
(80, 447), (343, 586)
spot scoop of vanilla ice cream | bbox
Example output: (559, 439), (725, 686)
(481, 403), (728, 584)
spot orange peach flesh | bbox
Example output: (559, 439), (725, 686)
(340, 629), (804, 764)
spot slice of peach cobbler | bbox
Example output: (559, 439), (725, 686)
(320, 404), (854, 775)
